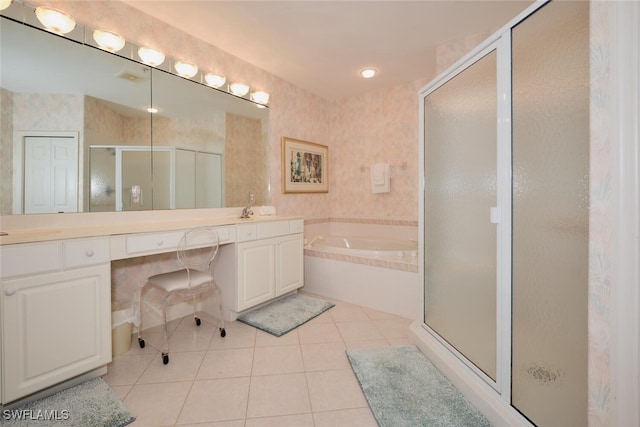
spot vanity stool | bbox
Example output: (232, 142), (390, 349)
(137, 226), (226, 364)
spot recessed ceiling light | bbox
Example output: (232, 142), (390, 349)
(360, 68), (377, 79)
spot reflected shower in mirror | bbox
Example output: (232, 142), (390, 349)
(1, 8), (269, 215)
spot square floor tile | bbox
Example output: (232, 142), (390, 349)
(177, 377), (250, 424)
(297, 322), (342, 344)
(254, 329), (299, 347)
(335, 321), (384, 343)
(168, 329), (214, 352)
(247, 373), (311, 418)
(124, 381), (191, 426)
(197, 348), (254, 379)
(137, 351), (205, 383)
(300, 342), (349, 372)
(313, 408), (378, 427)
(245, 413), (314, 427)
(209, 322), (256, 350)
(104, 354), (155, 386)
(306, 369), (368, 412)
(252, 345), (304, 376)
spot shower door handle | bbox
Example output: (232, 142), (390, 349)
(490, 207), (501, 224)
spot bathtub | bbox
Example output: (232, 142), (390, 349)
(306, 235), (418, 259)
(303, 234), (419, 318)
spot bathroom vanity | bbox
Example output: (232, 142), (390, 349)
(0, 212), (304, 406)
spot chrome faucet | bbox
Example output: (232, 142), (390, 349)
(240, 206), (253, 219)
(240, 192), (255, 219)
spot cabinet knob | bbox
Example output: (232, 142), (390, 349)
(156, 240), (164, 246)
(5, 288), (16, 296)
(85, 249), (95, 257)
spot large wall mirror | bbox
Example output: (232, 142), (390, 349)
(1, 9), (269, 216)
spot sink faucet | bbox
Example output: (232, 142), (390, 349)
(240, 206), (253, 219)
(240, 191), (255, 219)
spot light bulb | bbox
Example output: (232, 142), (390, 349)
(360, 68), (377, 79)
(35, 7), (76, 35)
(93, 29), (125, 52)
(250, 91), (270, 105)
(0, 0), (13, 11)
(138, 47), (165, 67)
(205, 73), (226, 88)
(229, 82), (250, 97)
(174, 61), (198, 78)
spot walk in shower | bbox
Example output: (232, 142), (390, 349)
(417, 1), (589, 425)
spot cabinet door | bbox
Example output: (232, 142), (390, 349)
(237, 240), (275, 311)
(2, 264), (111, 403)
(276, 234), (304, 295)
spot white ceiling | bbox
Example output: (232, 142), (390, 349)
(122, 1), (534, 100)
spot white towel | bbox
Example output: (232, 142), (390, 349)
(259, 205), (277, 215)
(371, 163), (390, 193)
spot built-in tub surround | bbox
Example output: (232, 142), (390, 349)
(303, 218), (419, 318)
(306, 235), (418, 259)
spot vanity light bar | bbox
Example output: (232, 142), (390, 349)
(3, 0), (269, 106)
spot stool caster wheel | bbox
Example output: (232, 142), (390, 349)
(220, 328), (226, 338)
(138, 338), (145, 348)
(195, 317), (201, 326)
(162, 353), (169, 365)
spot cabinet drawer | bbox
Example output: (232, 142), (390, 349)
(126, 231), (185, 255)
(0, 242), (62, 279)
(237, 224), (257, 242)
(185, 226), (233, 247)
(289, 219), (304, 234)
(215, 226), (234, 244)
(257, 221), (290, 239)
(63, 238), (110, 268)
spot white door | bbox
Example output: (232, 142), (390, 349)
(24, 136), (78, 214)
(196, 151), (222, 208)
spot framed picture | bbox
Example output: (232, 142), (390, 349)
(282, 137), (328, 193)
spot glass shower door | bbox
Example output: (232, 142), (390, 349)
(511, 1), (589, 425)
(423, 49), (498, 381)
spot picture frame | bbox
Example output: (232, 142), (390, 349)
(282, 137), (328, 193)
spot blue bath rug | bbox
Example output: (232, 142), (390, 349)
(237, 293), (334, 336)
(347, 345), (491, 427)
(2, 377), (134, 426)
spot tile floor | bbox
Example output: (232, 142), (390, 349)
(103, 293), (413, 426)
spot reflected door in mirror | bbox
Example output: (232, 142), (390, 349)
(24, 136), (78, 214)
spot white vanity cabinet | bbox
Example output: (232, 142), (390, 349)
(219, 219), (304, 316)
(0, 238), (111, 404)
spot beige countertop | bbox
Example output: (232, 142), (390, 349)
(0, 213), (301, 246)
